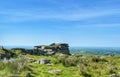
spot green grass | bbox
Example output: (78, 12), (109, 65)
(0, 56), (30, 77)
(25, 55), (120, 77)
(0, 54), (120, 77)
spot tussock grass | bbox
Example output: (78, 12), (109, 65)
(1, 54), (120, 77)
(0, 56), (31, 77)
(26, 54), (120, 77)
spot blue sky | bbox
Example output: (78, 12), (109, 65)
(0, 0), (120, 47)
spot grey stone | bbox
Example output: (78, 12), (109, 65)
(0, 47), (13, 59)
(37, 58), (50, 64)
(29, 59), (37, 63)
(34, 43), (71, 56)
(48, 69), (61, 74)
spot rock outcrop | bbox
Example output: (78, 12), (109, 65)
(34, 43), (71, 55)
(0, 43), (71, 57)
(0, 46), (14, 59)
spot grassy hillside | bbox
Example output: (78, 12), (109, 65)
(28, 55), (120, 77)
(1, 54), (120, 77)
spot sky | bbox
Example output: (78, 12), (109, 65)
(0, 0), (120, 47)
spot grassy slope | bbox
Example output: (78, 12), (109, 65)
(27, 55), (81, 77)
(26, 55), (120, 77)
(0, 51), (120, 77)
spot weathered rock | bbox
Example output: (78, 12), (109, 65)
(0, 47), (14, 59)
(26, 49), (33, 54)
(0, 53), (5, 59)
(37, 58), (50, 64)
(0, 43), (71, 56)
(46, 64), (53, 66)
(109, 73), (118, 77)
(48, 69), (61, 74)
(34, 43), (71, 56)
(29, 59), (37, 63)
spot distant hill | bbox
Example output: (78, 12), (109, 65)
(70, 47), (120, 55)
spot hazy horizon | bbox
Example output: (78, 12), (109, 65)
(0, 0), (120, 47)
(2, 43), (120, 48)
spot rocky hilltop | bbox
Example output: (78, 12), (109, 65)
(0, 43), (70, 59)
(33, 43), (70, 55)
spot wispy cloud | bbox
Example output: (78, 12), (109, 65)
(74, 23), (120, 28)
(0, 8), (120, 23)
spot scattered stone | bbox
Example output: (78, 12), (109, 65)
(48, 69), (61, 74)
(29, 59), (37, 63)
(46, 63), (53, 66)
(37, 58), (50, 64)
(109, 73), (118, 77)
